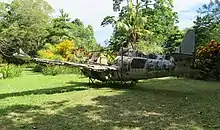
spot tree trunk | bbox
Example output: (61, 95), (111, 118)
(216, 53), (220, 80)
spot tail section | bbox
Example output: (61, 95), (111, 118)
(175, 28), (196, 55)
(13, 48), (32, 61)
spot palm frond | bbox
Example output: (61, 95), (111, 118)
(101, 16), (117, 27)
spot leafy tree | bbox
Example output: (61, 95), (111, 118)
(0, 0), (53, 58)
(163, 27), (184, 53)
(45, 9), (72, 44)
(0, 0), (99, 64)
(73, 24), (97, 51)
(103, 0), (180, 53)
(102, 0), (150, 50)
(193, 0), (220, 79)
(72, 18), (84, 26)
(46, 10), (97, 51)
(143, 0), (179, 43)
(193, 0), (220, 46)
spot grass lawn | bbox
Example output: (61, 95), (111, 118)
(0, 70), (220, 130)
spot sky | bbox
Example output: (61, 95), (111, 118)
(46, 0), (210, 45)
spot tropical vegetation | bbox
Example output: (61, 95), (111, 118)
(102, 0), (181, 54)
(0, 0), (218, 79)
(0, 0), (220, 129)
(196, 40), (220, 79)
(0, 0), (99, 64)
(193, 0), (220, 79)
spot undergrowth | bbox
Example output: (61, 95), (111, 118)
(33, 64), (81, 76)
(0, 64), (22, 79)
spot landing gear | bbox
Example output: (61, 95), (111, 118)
(88, 77), (138, 88)
(120, 80), (138, 87)
(89, 78), (95, 84)
(130, 80), (138, 86)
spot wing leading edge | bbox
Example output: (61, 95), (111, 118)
(13, 49), (118, 71)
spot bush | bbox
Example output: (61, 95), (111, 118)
(33, 64), (44, 72)
(37, 40), (89, 62)
(173, 67), (208, 80)
(37, 49), (64, 61)
(197, 40), (220, 59)
(55, 40), (75, 58)
(20, 63), (37, 68)
(33, 64), (80, 76)
(136, 41), (164, 54)
(25, 63), (37, 68)
(0, 64), (22, 79)
(196, 40), (220, 78)
(103, 51), (117, 65)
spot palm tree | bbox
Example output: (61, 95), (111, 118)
(101, 0), (151, 50)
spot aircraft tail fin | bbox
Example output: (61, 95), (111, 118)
(175, 28), (196, 55)
(13, 48), (32, 61)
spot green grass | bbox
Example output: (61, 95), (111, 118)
(0, 70), (220, 130)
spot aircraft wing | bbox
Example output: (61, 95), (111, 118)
(85, 64), (118, 71)
(33, 58), (118, 71)
(33, 58), (88, 68)
(13, 49), (118, 71)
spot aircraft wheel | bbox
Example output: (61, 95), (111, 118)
(134, 80), (139, 83)
(130, 80), (138, 86)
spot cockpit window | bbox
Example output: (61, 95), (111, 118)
(148, 54), (157, 59)
(164, 55), (171, 60)
(131, 58), (146, 68)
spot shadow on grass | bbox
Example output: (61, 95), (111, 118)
(68, 78), (219, 98)
(1, 78), (220, 129)
(0, 83), (88, 100)
(0, 105), (42, 116)
(67, 81), (134, 90)
(0, 105), (43, 129)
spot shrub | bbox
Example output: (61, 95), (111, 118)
(37, 49), (64, 61)
(196, 40), (220, 78)
(102, 51), (117, 64)
(0, 64), (22, 79)
(33, 64), (80, 76)
(20, 63), (37, 68)
(37, 40), (89, 62)
(25, 63), (37, 68)
(197, 40), (220, 59)
(55, 40), (75, 58)
(136, 41), (164, 54)
(33, 64), (44, 72)
(43, 43), (57, 52)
